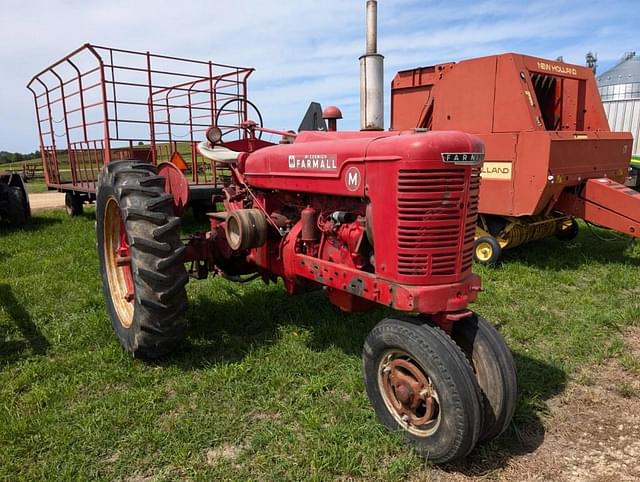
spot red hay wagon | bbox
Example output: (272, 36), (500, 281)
(27, 44), (257, 216)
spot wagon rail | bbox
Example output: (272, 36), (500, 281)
(27, 44), (255, 201)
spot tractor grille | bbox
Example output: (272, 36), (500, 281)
(461, 168), (481, 273)
(397, 168), (480, 277)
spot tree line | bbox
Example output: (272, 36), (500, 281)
(0, 150), (41, 164)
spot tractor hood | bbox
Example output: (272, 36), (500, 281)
(243, 130), (484, 197)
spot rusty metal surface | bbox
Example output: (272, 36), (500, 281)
(379, 351), (439, 432)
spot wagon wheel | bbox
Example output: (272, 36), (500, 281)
(96, 160), (188, 358)
(215, 98), (264, 142)
(65, 192), (84, 217)
(362, 317), (483, 463)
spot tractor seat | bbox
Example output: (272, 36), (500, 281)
(197, 141), (243, 164)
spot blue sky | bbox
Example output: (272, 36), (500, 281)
(0, 0), (638, 152)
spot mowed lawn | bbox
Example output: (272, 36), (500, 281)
(1, 209), (639, 481)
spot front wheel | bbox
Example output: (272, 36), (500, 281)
(362, 318), (483, 463)
(451, 315), (517, 442)
(96, 160), (189, 358)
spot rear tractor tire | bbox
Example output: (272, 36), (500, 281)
(362, 318), (484, 463)
(451, 314), (517, 442)
(96, 160), (189, 358)
(65, 192), (84, 216)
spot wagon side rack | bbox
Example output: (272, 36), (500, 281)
(27, 43), (257, 216)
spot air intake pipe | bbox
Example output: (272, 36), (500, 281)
(360, 0), (384, 130)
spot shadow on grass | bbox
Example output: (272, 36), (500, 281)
(78, 210), (96, 222)
(0, 215), (61, 236)
(0, 284), (50, 364)
(442, 352), (566, 475)
(500, 228), (639, 270)
(169, 287), (386, 367)
(166, 285), (566, 471)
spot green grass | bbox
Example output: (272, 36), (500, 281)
(1, 212), (639, 480)
(24, 181), (50, 194)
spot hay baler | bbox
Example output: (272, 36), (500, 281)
(391, 54), (638, 263)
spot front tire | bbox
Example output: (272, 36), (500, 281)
(451, 314), (517, 442)
(363, 318), (483, 463)
(96, 160), (188, 358)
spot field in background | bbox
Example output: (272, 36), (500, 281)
(1, 157), (50, 194)
(0, 210), (639, 480)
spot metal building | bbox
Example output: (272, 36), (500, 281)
(597, 52), (640, 186)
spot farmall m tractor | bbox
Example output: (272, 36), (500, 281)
(91, 2), (516, 463)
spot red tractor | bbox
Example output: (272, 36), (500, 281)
(96, 120), (516, 464)
(31, 1), (516, 464)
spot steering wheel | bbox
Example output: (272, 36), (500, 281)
(214, 98), (264, 142)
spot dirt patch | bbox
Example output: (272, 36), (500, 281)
(623, 326), (640, 362)
(499, 363), (640, 481)
(428, 328), (640, 481)
(205, 442), (245, 466)
(28, 192), (65, 211)
(250, 410), (281, 422)
(124, 474), (154, 482)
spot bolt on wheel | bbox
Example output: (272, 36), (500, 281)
(379, 350), (441, 436)
(363, 317), (483, 463)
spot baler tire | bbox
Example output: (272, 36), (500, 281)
(451, 314), (517, 443)
(96, 160), (188, 358)
(65, 192), (84, 217)
(7, 186), (28, 226)
(473, 236), (501, 265)
(362, 317), (483, 464)
(555, 219), (579, 241)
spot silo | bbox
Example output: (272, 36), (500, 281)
(597, 52), (640, 188)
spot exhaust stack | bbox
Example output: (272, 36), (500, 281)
(360, 0), (384, 130)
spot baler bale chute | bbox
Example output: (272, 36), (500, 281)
(0, 172), (30, 227)
(28, 1), (519, 464)
(391, 54), (638, 263)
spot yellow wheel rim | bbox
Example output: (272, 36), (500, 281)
(475, 241), (493, 262)
(104, 197), (135, 328)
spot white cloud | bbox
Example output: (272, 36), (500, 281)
(0, 0), (636, 151)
